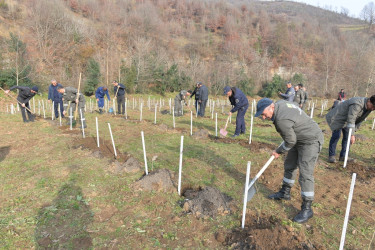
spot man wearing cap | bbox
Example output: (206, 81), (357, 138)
(57, 86), (87, 128)
(5, 85), (39, 123)
(198, 82), (209, 117)
(174, 90), (192, 116)
(326, 95), (375, 163)
(48, 79), (64, 118)
(95, 86), (110, 114)
(191, 83), (201, 115)
(293, 84), (304, 108)
(255, 98), (323, 223)
(112, 80), (126, 115)
(278, 82), (295, 102)
(224, 86), (249, 137)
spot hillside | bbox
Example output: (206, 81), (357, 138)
(0, 0), (374, 97)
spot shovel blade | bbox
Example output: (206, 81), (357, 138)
(246, 180), (257, 202)
(220, 128), (228, 136)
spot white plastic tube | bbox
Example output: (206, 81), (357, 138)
(339, 173), (357, 250)
(140, 103), (143, 121)
(80, 109), (85, 138)
(42, 100), (46, 118)
(215, 113), (218, 136)
(343, 128), (353, 168)
(96, 117), (99, 147)
(310, 102), (315, 118)
(69, 107), (73, 130)
(108, 123), (117, 159)
(172, 107), (175, 128)
(178, 136), (184, 196)
(52, 101), (54, 120)
(249, 101), (254, 144)
(141, 131), (149, 175)
(154, 105), (157, 124)
(58, 103), (62, 126)
(190, 111), (193, 135)
(242, 161), (251, 229)
(372, 118), (375, 130)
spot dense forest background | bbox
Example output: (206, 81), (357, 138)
(0, 0), (375, 98)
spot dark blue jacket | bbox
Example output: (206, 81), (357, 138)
(114, 83), (125, 97)
(95, 87), (110, 100)
(48, 83), (63, 102)
(191, 87), (200, 100)
(10, 86), (36, 103)
(280, 87), (295, 102)
(229, 87), (249, 113)
(198, 85), (209, 101)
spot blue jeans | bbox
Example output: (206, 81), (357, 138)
(329, 127), (349, 158)
(235, 105), (248, 135)
(98, 98), (105, 108)
(53, 99), (64, 118)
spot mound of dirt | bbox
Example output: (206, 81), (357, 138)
(108, 157), (142, 174)
(161, 110), (169, 115)
(133, 169), (176, 192)
(222, 213), (318, 249)
(192, 129), (209, 139)
(182, 187), (235, 219)
(346, 161), (375, 180)
(211, 137), (276, 153)
(158, 124), (169, 131)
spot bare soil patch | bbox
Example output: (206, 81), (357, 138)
(133, 169), (177, 192)
(325, 161), (375, 181)
(192, 129), (210, 139)
(210, 136), (276, 152)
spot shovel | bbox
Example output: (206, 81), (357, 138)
(220, 115), (230, 137)
(246, 155), (275, 202)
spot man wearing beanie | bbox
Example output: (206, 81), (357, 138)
(255, 98), (324, 223)
(326, 95), (375, 163)
(5, 85), (39, 123)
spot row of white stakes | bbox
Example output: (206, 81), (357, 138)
(241, 159), (357, 250)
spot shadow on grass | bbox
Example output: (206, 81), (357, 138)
(0, 146), (10, 162)
(34, 175), (93, 249)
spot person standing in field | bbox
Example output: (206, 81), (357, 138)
(278, 81), (295, 102)
(5, 86), (39, 123)
(95, 86), (110, 114)
(112, 80), (126, 115)
(191, 82), (200, 115)
(255, 98), (324, 223)
(57, 86), (87, 128)
(48, 79), (64, 118)
(174, 90), (192, 116)
(197, 82), (209, 117)
(293, 84), (304, 108)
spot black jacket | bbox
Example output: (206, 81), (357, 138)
(10, 86), (36, 103)
(191, 87), (200, 101)
(114, 83), (126, 97)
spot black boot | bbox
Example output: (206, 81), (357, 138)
(293, 199), (313, 224)
(268, 184), (291, 200)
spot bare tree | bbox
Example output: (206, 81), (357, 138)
(360, 2), (375, 30)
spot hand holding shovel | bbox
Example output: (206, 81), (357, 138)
(220, 115), (231, 137)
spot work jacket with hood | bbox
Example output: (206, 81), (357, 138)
(326, 97), (372, 134)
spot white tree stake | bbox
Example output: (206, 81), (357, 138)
(154, 104), (157, 124)
(58, 103), (62, 126)
(190, 111), (193, 135)
(38, 100), (41, 115)
(343, 128), (353, 168)
(320, 104), (324, 116)
(140, 103), (143, 121)
(42, 100), (46, 118)
(372, 117), (375, 130)
(178, 136), (184, 196)
(96, 117), (99, 147)
(113, 99), (116, 115)
(52, 101), (54, 120)
(69, 107), (73, 130)
(80, 109), (85, 138)
(108, 123), (117, 159)
(141, 131), (149, 175)
(172, 107), (175, 128)
(310, 102), (315, 118)
(249, 101), (254, 144)
(215, 112), (218, 136)
(339, 173), (357, 250)
(242, 161), (251, 229)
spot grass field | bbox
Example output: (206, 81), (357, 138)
(0, 94), (374, 249)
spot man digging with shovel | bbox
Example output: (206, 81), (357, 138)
(255, 98), (324, 223)
(57, 86), (87, 128)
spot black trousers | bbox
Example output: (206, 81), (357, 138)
(199, 100), (207, 117)
(117, 95), (125, 114)
(19, 102), (34, 122)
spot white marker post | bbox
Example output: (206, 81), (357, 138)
(38, 100), (41, 115)
(113, 99), (116, 115)
(339, 173), (357, 250)
(343, 128), (353, 168)
(125, 101), (128, 119)
(108, 123), (117, 159)
(42, 100), (46, 118)
(154, 104), (157, 124)
(249, 100), (254, 144)
(320, 104), (324, 116)
(190, 111), (193, 135)
(80, 109), (85, 138)
(242, 161), (251, 228)
(310, 102), (315, 118)
(69, 107), (73, 130)
(172, 107), (175, 128)
(58, 103), (62, 126)
(372, 117), (375, 130)
(96, 117), (99, 147)
(178, 136), (184, 196)
(215, 113), (218, 137)
(52, 101), (55, 120)
(140, 103), (143, 121)
(141, 131), (149, 175)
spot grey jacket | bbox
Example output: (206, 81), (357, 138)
(175, 90), (188, 104)
(63, 87), (85, 106)
(273, 100), (323, 154)
(303, 90), (308, 104)
(198, 85), (209, 101)
(325, 97), (371, 134)
(293, 89), (304, 106)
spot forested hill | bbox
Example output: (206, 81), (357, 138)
(0, 0), (373, 98)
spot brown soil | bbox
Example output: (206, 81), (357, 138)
(182, 186), (236, 219)
(325, 161), (375, 181)
(222, 212), (319, 249)
(73, 137), (129, 161)
(133, 169), (177, 192)
(192, 129), (210, 139)
(211, 136), (276, 152)
(107, 157), (142, 174)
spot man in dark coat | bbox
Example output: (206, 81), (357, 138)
(255, 98), (324, 223)
(279, 82), (295, 102)
(112, 80), (126, 115)
(191, 82), (200, 115)
(197, 82), (209, 117)
(5, 86), (38, 122)
(48, 79), (64, 118)
(224, 86), (249, 137)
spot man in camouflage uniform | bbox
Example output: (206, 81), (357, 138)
(301, 84), (308, 110)
(57, 86), (87, 128)
(255, 98), (324, 223)
(326, 95), (375, 163)
(293, 85), (304, 108)
(174, 90), (192, 116)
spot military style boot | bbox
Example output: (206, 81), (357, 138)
(268, 184), (291, 200)
(293, 199), (313, 223)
